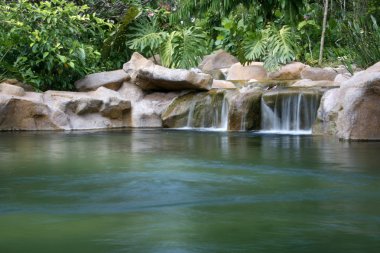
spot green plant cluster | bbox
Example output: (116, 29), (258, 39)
(0, 0), (379, 91)
(0, 0), (114, 90)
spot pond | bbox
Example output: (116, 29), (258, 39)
(0, 129), (380, 253)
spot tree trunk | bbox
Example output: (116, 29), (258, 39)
(319, 0), (329, 65)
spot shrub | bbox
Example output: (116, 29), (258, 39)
(0, 0), (113, 90)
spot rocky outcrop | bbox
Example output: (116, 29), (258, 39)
(162, 91), (225, 128)
(118, 82), (185, 127)
(290, 79), (336, 88)
(226, 63), (267, 81)
(366, 61), (380, 73)
(199, 50), (239, 72)
(334, 73), (352, 84)
(212, 80), (236, 89)
(225, 87), (263, 131)
(313, 71), (380, 140)
(301, 67), (338, 81)
(123, 52), (212, 91)
(0, 82), (26, 96)
(268, 62), (307, 80)
(0, 84), (131, 130)
(75, 69), (130, 91)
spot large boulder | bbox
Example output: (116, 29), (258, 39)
(75, 69), (130, 91)
(0, 82), (26, 97)
(118, 81), (184, 127)
(365, 61), (380, 73)
(123, 52), (212, 91)
(313, 71), (380, 140)
(198, 50), (239, 72)
(225, 87), (263, 131)
(268, 62), (307, 80)
(301, 67), (338, 81)
(334, 73), (352, 84)
(162, 91), (225, 128)
(0, 84), (132, 130)
(226, 63), (267, 81)
(0, 88), (70, 130)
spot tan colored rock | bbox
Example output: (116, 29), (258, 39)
(290, 79), (336, 88)
(199, 50), (239, 72)
(226, 63), (267, 81)
(123, 52), (212, 91)
(334, 73), (352, 84)
(75, 69), (130, 91)
(365, 61), (380, 73)
(0, 83), (25, 97)
(162, 91), (226, 128)
(225, 87), (262, 131)
(313, 71), (380, 140)
(301, 67), (338, 81)
(118, 82), (185, 127)
(268, 62), (307, 80)
(2, 79), (34, 91)
(212, 80), (236, 89)
(0, 92), (69, 130)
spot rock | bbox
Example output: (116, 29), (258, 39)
(226, 63), (267, 81)
(199, 50), (239, 72)
(301, 67), (338, 81)
(313, 71), (380, 140)
(0, 86), (132, 131)
(366, 61), (380, 73)
(118, 82), (185, 127)
(162, 91), (225, 128)
(225, 87), (262, 131)
(312, 88), (341, 136)
(75, 69), (130, 91)
(212, 80), (236, 89)
(148, 54), (161, 65)
(0, 83), (26, 97)
(290, 79), (336, 88)
(268, 62), (307, 80)
(2, 79), (34, 91)
(334, 73), (352, 84)
(0, 92), (69, 130)
(204, 69), (225, 80)
(123, 52), (212, 91)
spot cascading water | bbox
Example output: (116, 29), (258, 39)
(260, 89), (321, 134)
(185, 95), (229, 131)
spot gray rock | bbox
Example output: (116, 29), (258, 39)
(124, 52), (212, 91)
(75, 69), (130, 91)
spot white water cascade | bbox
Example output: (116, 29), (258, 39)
(260, 90), (320, 134)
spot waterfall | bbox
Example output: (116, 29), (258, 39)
(260, 90), (320, 134)
(184, 94), (229, 131)
(186, 101), (196, 128)
(220, 97), (229, 130)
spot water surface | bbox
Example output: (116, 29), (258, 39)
(0, 129), (380, 253)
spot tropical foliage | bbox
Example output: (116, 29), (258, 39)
(0, 0), (113, 90)
(0, 0), (379, 90)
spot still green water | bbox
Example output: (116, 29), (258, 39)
(0, 129), (380, 253)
